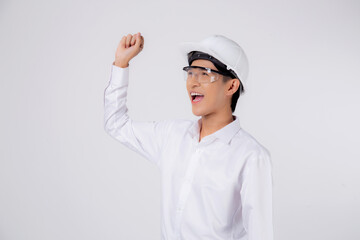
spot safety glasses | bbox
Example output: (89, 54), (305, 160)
(182, 66), (225, 84)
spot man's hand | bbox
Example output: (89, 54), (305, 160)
(113, 32), (144, 68)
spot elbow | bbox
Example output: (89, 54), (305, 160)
(104, 121), (111, 134)
(103, 112), (129, 137)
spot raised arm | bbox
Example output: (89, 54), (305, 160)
(104, 33), (170, 167)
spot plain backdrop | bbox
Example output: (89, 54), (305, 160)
(0, 0), (359, 239)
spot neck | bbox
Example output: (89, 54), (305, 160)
(199, 108), (234, 142)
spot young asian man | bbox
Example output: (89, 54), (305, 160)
(103, 32), (274, 240)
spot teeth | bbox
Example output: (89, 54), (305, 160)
(190, 92), (204, 96)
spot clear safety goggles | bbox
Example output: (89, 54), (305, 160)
(182, 66), (224, 84)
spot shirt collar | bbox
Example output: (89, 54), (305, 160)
(189, 115), (241, 145)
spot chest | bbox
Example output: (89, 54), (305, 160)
(162, 137), (246, 193)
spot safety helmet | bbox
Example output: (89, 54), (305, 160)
(179, 34), (249, 92)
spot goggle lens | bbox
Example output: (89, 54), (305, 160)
(183, 66), (221, 83)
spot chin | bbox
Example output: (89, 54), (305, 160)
(192, 111), (203, 117)
(191, 107), (208, 117)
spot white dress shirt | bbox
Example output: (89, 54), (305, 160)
(104, 64), (274, 240)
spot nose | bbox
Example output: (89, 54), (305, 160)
(186, 72), (200, 84)
(188, 77), (200, 87)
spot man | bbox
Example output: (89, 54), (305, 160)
(104, 32), (274, 240)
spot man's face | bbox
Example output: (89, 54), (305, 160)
(186, 59), (230, 117)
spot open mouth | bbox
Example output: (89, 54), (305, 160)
(191, 93), (205, 103)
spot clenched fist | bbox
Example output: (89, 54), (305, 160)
(113, 32), (144, 68)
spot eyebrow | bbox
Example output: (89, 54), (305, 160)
(184, 65), (223, 74)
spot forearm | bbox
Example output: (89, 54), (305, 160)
(104, 63), (130, 137)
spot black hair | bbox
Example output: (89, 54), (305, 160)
(187, 51), (245, 113)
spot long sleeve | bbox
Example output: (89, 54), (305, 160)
(240, 148), (274, 240)
(103, 63), (170, 167)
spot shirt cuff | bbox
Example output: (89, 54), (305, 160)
(110, 63), (129, 87)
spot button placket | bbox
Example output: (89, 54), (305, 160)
(174, 148), (202, 236)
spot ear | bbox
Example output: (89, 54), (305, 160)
(225, 78), (240, 96)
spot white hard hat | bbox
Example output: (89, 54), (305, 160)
(179, 34), (249, 91)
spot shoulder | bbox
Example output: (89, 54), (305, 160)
(232, 128), (272, 163)
(159, 118), (193, 128)
(157, 118), (194, 134)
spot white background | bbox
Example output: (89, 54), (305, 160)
(0, 0), (359, 239)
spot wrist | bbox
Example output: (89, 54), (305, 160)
(113, 60), (129, 68)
